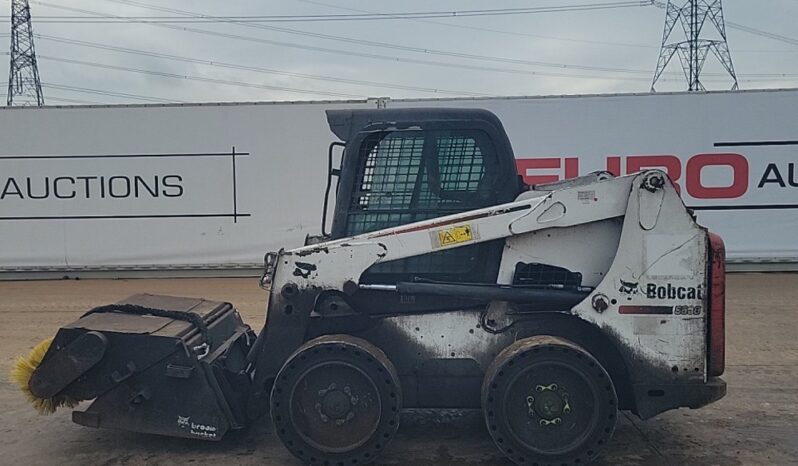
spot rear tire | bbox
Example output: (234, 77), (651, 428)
(270, 335), (401, 465)
(482, 336), (617, 465)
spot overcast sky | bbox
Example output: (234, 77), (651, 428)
(2, 0), (798, 105)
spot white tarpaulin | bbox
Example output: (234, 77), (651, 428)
(1, 89), (796, 273)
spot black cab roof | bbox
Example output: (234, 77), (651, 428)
(326, 108), (507, 143)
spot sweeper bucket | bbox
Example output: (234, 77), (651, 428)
(26, 294), (255, 440)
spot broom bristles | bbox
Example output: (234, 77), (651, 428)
(10, 337), (79, 415)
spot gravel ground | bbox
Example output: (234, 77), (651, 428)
(0, 274), (796, 465)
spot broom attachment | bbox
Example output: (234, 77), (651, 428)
(10, 337), (79, 415)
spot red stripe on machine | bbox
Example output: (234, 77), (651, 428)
(618, 305), (674, 315)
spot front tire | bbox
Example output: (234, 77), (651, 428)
(270, 335), (402, 465)
(482, 336), (617, 465)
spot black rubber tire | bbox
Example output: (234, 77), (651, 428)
(270, 335), (401, 465)
(482, 335), (617, 465)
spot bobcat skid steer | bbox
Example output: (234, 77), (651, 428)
(15, 108), (726, 465)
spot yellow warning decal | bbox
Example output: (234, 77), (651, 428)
(437, 225), (474, 246)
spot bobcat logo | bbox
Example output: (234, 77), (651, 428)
(618, 279), (640, 295)
(177, 416), (190, 429)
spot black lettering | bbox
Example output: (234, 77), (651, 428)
(677, 288), (685, 299)
(100, 176), (106, 198)
(1, 178), (23, 199)
(134, 175), (159, 198)
(646, 283), (657, 299)
(162, 175), (183, 197)
(76, 176), (97, 199)
(789, 163), (798, 187)
(668, 285), (676, 299)
(758, 163), (786, 188)
(108, 176), (131, 198)
(26, 177), (50, 199)
(687, 288), (696, 299)
(53, 177), (76, 199)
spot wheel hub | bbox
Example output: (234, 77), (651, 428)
(316, 383), (358, 425)
(535, 390), (564, 418)
(526, 383), (572, 426)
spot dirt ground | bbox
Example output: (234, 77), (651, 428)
(0, 274), (796, 465)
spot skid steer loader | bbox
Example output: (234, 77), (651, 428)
(14, 108), (726, 465)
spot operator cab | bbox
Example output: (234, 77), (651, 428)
(320, 108), (526, 286)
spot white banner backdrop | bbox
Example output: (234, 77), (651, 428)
(0, 100), (373, 271)
(1, 89), (796, 272)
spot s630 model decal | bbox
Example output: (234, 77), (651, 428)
(674, 305), (703, 316)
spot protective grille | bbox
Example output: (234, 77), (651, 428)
(416, 135), (486, 209)
(345, 129), (492, 277)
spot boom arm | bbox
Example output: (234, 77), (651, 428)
(266, 172), (633, 290)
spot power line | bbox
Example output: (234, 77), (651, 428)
(37, 55), (368, 99)
(101, 0), (798, 78)
(38, 95), (98, 104)
(24, 3), (796, 94)
(33, 34), (491, 97)
(726, 22), (798, 47)
(32, 0), (792, 84)
(3, 90), (99, 104)
(10, 2), (655, 23)
(48, 96), (97, 104)
(300, 0), (796, 54)
(34, 0), (655, 77)
(31, 2), (657, 81)
(14, 3), (795, 104)
(36, 48), (794, 94)
(102, 0), (656, 76)
(4, 77), (794, 110)
(2, 81), (171, 103)
(42, 82), (180, 102)
(298, 0), (655, 50)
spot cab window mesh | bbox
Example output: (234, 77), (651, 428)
(346, 131), (424, 235)
(345, 129), (496, 278)
(416, 135), (486, 209)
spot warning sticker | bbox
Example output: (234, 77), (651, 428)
(435, 225), (474, 247)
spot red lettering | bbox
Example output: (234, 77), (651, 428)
(564, 157), (579, 179)
(516, 158), (561, 184)
(606, 156), (621, 177)
(686, 153), (748, 199)
(515, 153), (750, 200)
